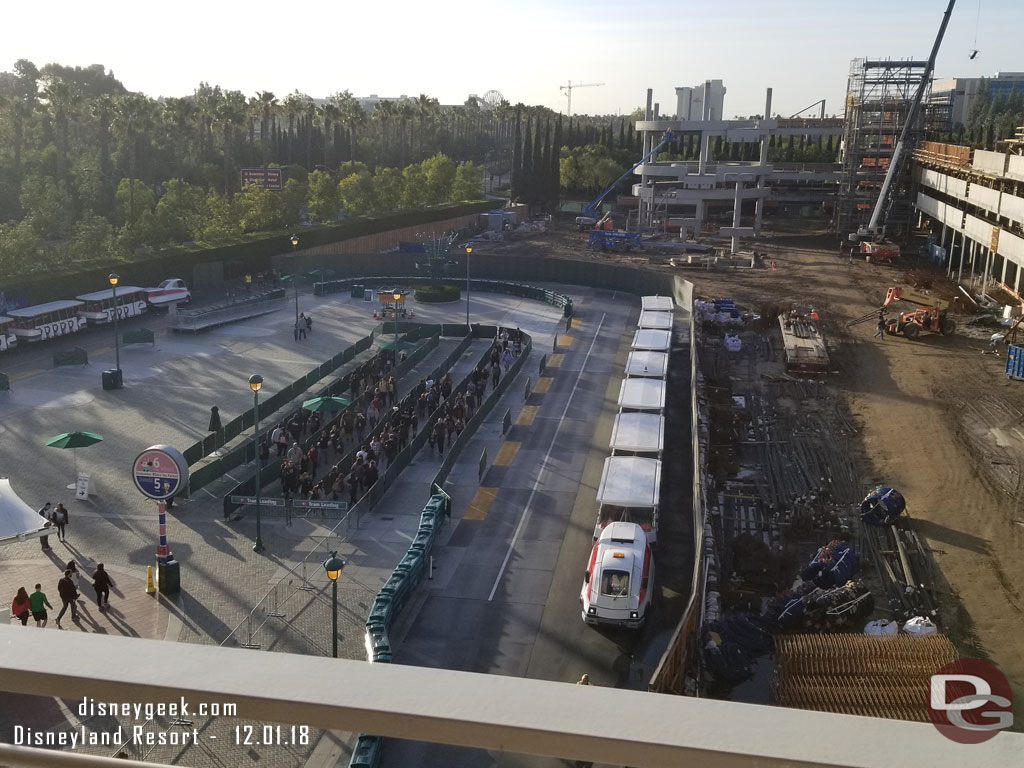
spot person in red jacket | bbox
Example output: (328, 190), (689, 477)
(10, 587), (31, 626)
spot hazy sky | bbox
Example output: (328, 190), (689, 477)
(6, 0), (1022, 118)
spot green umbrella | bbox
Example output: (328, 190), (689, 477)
(46, 431), (103, 489)
(302, 396), (351, 413)
(378, 339), (418, 352)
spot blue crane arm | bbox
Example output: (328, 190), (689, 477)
(581, 131), (675, 220)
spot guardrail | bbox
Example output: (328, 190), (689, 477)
(53, 347), (87, 367)
(168, 288), (287, 333)
(122, 328), (155, 345)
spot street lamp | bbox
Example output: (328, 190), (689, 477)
(109, 273), (122, 387)
(290, 234), (299, 337)
(393, 292), (401, 361)
(249, 373), (265, 554)
(465, 247), (472, 329)
(323, 550), (345, 658)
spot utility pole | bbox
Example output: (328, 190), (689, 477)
(560, 80), (604, 117)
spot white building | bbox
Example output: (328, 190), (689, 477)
(930, 72), (1024, 130)
(675, 80), (727, 121)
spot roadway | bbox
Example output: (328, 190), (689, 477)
(382, 289), (693, 768)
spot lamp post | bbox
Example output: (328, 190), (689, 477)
(323, 550), (345, 658)
(290, 234), (299, 336)
(465, 247), (472, 330)
(108, 273), (122, 387)
(393, 292), (401, 361)
(249, 374), (265, 554)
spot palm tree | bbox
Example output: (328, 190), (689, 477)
(283, 90), (310, 164)
(318, 102), (341, 168)
(113, 92), (154, 226)
(255, 91), (278, 175)
(11, 59), (40, 187)
(192, 82), (222, 163)
(397, 100), (416, 167)
(333, 91), (365, 164)
(161, 96), (196, 206)
(217, 90), (248, 193)
(372, 99), (398, 166)
(415, 94), (440, 160)
(42, 76), (82, 183)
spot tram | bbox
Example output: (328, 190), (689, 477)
(76, 286), (147, 324)
(7, 300), (86, 342)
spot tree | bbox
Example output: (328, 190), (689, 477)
(339, 171), (378, 216)
(333, 90), (365, 163)
(20, 174), (76, 239)
(307, 169), (340, 222)
(237, 181), (285, 232)
(422, 153), (456, 204)
(520, 116), (534, 202)
(114, 178), (155, 228)
(112, 92), (154, 226)
(255, 90), (278, 171)
(401, 164), (430, 208)
(451, 162), (484, 201)
(373, 167), (404, 212)
(511, 105), (523, 200)
(372, 100), (398, 165)
(549, 117), (562, 210)
(41, 76), (82, 183)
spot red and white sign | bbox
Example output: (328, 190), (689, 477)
(929, 658), (1013, 743)
(132, 445), (189, 500)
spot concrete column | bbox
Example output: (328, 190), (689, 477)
(639, 89), (653, 229)
(957, 232), (965, 283)
(695, 199), (704, 231)
(1000, 252), (1008, 285)
(981, 247), (991, 297)
(969, 239), (976, 285)
(731, 180), (743, 254)
(755, 88), (772, 235)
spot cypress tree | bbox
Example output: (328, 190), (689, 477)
(511, 106), (523, 200)
(618, 120), (626, 150)
(550, 116), (563, 211)
(540, 120), (552, 210)
(521, 116), (534, 204)
(531, 118), (544, 206)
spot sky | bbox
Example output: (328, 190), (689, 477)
(5, 0), (1023, 119)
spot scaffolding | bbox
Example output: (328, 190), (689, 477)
(835, 58), (930, 237)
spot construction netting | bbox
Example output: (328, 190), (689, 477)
(772, 633), (958, 721)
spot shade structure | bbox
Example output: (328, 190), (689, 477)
(302, 396), (351, 412)
(46, 431), (103, 490)
(0, 479), (51, 545)
(378, 339), (418, 351)
(45, 431), (104, 450)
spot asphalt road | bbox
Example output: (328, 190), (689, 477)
(382, 289), (693, 768)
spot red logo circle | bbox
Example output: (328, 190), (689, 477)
(928, 658), (1013, 744)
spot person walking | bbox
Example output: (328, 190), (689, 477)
(10, 587), (31, 626)
(37, 502), (53, 551)
(297, 314), (307, 340)
(305, 313), (313, 335)
(53, 503), (69, 542)
(92, 564), (113, 609)
(874, 317), (886, 339)
(29, 584), (52, 628)
(56, 570), (80, 628)
(286, 441), (303, 466)
(433, 420), (447, 456)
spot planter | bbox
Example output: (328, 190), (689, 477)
(415, 285), (462, 303)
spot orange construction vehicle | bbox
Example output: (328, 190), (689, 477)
(847, 286), (956, 340)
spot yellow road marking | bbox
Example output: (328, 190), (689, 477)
(464, 487), (498, 520)
(534, 377), (552, 393)
(547, 353), (564, 368)
(93, 346), (113, 357)
(572, 317), (582, 329)
(558, 334), (574, 347)
(517, 405), (539, 426)
(9, 369), (43, 382)
(494, 442), (521, 466)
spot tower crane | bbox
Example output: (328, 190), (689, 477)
(560, 81), (604, 117)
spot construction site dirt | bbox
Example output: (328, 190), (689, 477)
(490, 217), (1024, 722)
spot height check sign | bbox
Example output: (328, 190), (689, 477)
(133, 448), (183, 500)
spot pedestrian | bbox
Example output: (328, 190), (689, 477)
(491, 362), (501, 388)
(365, 460), (379, 489)
(55, 570), (80, 628)
(305, 313), (313, 334)
(286, 441), (303, 466)
(346, 471), (359, 507)
(29, 584), (52, 628)
(433, 420), (447, 456)
(259, 436), (270, 466)
(273, 424), (286, 456)
(298, 314), (308, 339)
(10, 587), (31, 626)
(502, 348), (515, 371)
(92, 564), (113, 609)
(874, 317), (886, 339)
(245, 273), (252, 294)
(53, 503), (69, 542)
(356, 412), (366, 442)
(37, 502), (53, 550)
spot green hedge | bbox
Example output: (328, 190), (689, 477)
(414, 284), (461, 303)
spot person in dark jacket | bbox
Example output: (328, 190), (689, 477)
(92, 563), (113, 609)
(55, 570), (79, 627)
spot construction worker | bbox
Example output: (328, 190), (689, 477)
(874, 316), (886, 339)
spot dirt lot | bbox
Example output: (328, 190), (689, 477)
(498, 219), (1024, 718)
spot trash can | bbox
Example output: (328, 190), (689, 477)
(351, 285), (365, 299)
(102, 369), (123, 390)
(157, 559), (181, 595)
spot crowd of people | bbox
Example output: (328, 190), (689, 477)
(260, 328), (526, 511)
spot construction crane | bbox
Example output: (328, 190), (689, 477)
(560, 80), (604, 117)
(576, 131), (677, 250)
(860, 0), (957, 240)
(789, 99), (826, 119)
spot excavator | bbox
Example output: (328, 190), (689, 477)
(848, 286), (956, 340)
